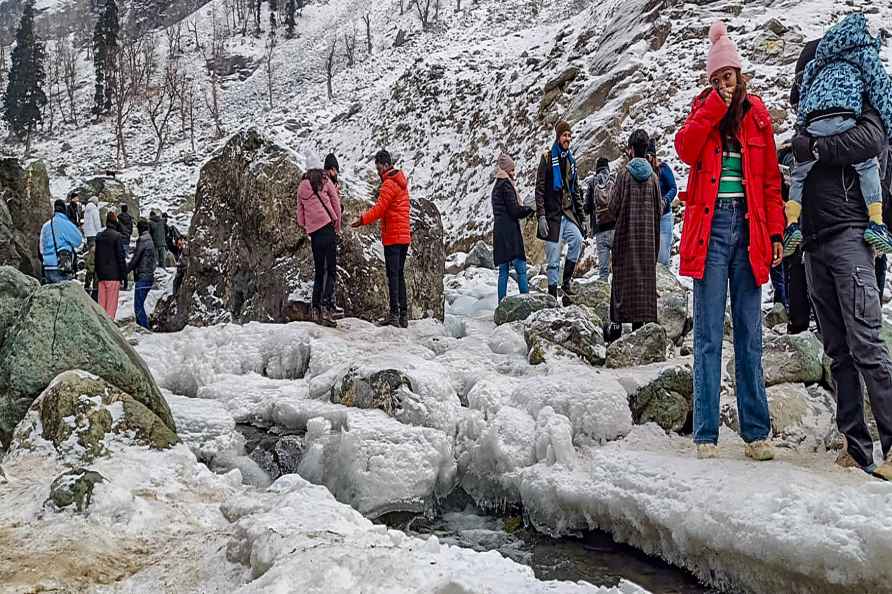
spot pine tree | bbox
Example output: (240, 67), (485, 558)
(3, 0), (46, 154)
(92, 0), (119, 115)
(284, 0), (296, 38)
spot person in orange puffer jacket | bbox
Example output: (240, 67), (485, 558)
(351, 149), (412, 328)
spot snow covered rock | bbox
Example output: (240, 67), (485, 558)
(534, 407), (577, 467)
(0, 159), (51, 279)
(624, 365), (693, 433)
(524, 305), (606, 366)
(76, 176), (141, 222)
(10, 371), (178, 461)
(605, 323), (671, 368)
(153, 128), (445, 330)
(571, 279), (612, 325)
(655, 265), (691, 344)
(729, 331), (824, 387)
(46, 468), (106, 513)
(465, 240), (495, 269)
(331, 368), (412, 414)
(766, 383), (837, 449)
(0, 282), (175, 448)
(493, 292), (557, 325)
(166, 393), (244, 462)
(0, 265), (39, 343)
(764, 302), (789, 329)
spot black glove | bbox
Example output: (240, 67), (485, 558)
(538, 216), (549, 238)
(791, 133), (816, 165)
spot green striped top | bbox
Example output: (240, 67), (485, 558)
(717, 138), (744, 201)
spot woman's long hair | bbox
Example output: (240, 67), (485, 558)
(307, 169), (324, 194)
(718, 70), (750, 140)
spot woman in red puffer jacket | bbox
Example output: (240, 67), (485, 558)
(674, 21), (784, 461)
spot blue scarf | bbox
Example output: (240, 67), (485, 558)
(550, 143), (577, 193)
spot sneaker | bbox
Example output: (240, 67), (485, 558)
(744, 440), (775, 461)
(864, 222), (892, 255)
(331, 305), (345, 319)
(696, 444), (719, 459)
(309, 308), (321, 324)
(319, 307), (337, 328)
(377, 313), (399, 327)
(782, 223), (802, 258)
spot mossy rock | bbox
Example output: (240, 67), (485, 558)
(46, 468), (106, 513)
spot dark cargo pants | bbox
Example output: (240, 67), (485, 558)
(805, 227), (892, 468)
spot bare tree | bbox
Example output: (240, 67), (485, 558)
(185, 77), (196, 153)
(362, 13), (372, 55)
(204, 69), (224, 138)
(343, 26), (356, 68)
(264, 30), (276, 109)
(59, 35), (79, 126)
(325, 37), (336, 99)
(110, 32), (153, 167)
(412, 0), (435, 30)
(186, 18), (200, 51)
(144, 54), (184, 165)
(44, 40), (63, 135)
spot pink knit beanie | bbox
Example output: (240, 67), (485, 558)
(706, 21), (743, 78)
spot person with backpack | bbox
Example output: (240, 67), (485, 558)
(606, 130), (662, 341)
(324, 152), (345, 319)
(675, 21), (784, 462)
(646, 140), (678, 267)
(95, 212), (127, 319)
(39, 199), (84, 284)
(128, 219), (156, 329)
(492, 152), (534, 303)
(149, 210), (167, 269)
(298, 153), (343, 327)
(536, 120), (587, 300)
(66, 191), (83, 229)
(584, 158), (616, 281)
(351, 149), (412, 328)
(790, 38), (892, 481)
(118, 203), (134, 243)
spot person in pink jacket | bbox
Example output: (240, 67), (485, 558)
(297, 153), (343, 327)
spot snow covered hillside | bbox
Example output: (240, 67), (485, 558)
(18, 0), (892, 248)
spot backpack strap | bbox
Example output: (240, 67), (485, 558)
(313, 190), (336, 226)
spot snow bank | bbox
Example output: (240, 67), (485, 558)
(166, 392), (245, 461)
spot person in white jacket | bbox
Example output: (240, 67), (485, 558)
(82, 196), (102, 248)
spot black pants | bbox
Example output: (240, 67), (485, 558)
(785, 247), (811, 334)
(384, 244), (409, 315)
(805, 227), (892, 468)
(310, 225), (337, 309)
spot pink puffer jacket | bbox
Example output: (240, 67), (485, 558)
(297, 176), (342, 235)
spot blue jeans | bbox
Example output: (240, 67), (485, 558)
(693, 200), (771, 444)
(658, 211), (673, 266)
(497, 259), (529, 302)
(790, 116), (882, 207)
(596, 229), (614, 280)
(134, 279), (153, 329)
(43, 269), (73, 284)
(770, 261), (787, 307)
(544, 217), (583, 286)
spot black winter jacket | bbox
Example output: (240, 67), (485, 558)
(149, 214), (166, 250)
(95, 228), (127, 282)
(491, 178), (533, 266)
(129, 232), (156, 282)
(797, 109), (888, 249)
(535, 152), (585, 242)
(118, 212), (134, 240)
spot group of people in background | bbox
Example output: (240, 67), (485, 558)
(38, 188), (188, 330)
(296, 148), (414, 329)
(490, 14), (892, 480)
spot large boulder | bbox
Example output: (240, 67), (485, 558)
(0, 158), (51, 279)
(331, 368), (413, 415)
(76, 176), (140, 225)
(12, 371), (177, 459)
(765, 383), (836, 449)
(0, 266), (39, 346)
(728, 331), (824, 387)
(605, 323), (671, 368)
(465, 240), (495, 269)
(655, 265), (691, 344)
(523, 305), (605, 366)
(625, 365), (693, 433)
(153, 129), (445, 331)
(493, 292), (557, 325)
(0, 281), (175, 447)
(572, 279), (611, 324)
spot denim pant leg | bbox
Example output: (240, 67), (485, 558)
(693, 207), (734, 444)
(788, 160), (816, 206)
(134, 280), (152, 329)
(514, 259), (529, 294)
(659, 211), (673, 266)
(852, 157), (883, 206)
(497, 263), (510, 302)
(596, 230), (614, 280)
(728, 221), (772, 443)
(545, 239), (562, 286)
(561, 218), (583, 263)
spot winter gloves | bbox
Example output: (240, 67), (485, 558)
(538, 216), (549, 238)
(791, 133), (817, 164)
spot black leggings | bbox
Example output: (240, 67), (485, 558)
(310, 225), (337, 309)
(384, 244), (409, 315)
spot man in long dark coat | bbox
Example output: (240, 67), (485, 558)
(607, 129), (662, 339)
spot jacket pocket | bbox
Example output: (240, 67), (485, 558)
(853, 266), (881, 329)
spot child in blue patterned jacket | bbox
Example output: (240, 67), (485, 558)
(784, 13), (892, 256)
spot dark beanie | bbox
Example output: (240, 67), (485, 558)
(374, 149), (392, 167)
(596, 157), (610, 171)
(555, 120), (572, 139)
(137, 219), (150, 234)
(324, 153), (340, 172)
(790, 39), (820, 107)
(646, 139), (657, 156)
(53, 199), (66, 214)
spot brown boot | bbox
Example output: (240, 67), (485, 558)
(310, 308), (321, 324)
(320, 307), (338, 328)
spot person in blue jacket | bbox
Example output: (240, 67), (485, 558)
(647, 140), (678, 267)
(39, 199), (84, 284)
